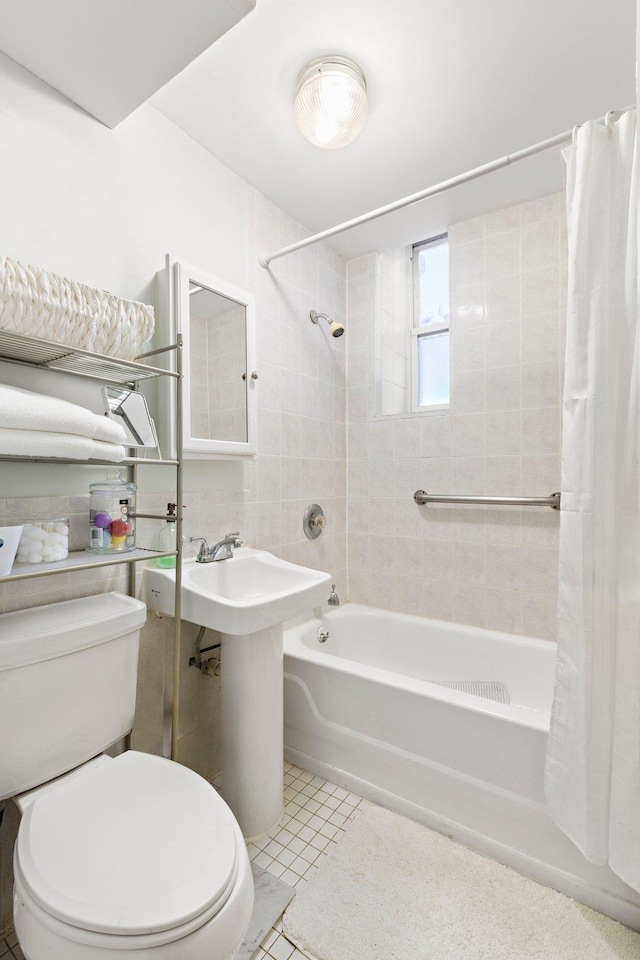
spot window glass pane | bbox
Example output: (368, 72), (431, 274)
(417, 331), (450, 407)
(418, 241), (449, 327)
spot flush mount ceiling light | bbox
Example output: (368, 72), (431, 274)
(294, 56), (368, 150)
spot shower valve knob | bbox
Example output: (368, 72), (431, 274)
(303, 503), (326, 540)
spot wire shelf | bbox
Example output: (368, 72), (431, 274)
(1, 547), (177, 583)
(0, 329), (178, 384)
(0, 455), (179, 466)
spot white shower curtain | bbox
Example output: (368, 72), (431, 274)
(545, 109), (640, 893)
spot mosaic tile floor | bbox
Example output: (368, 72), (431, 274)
(0, 933), (24, 960)
(0, 761), (366, 960)
(246, 761), (367, 960)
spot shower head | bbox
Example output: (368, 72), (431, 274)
(310, 310), (345, 338)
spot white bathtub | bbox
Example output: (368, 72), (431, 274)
(283, 604), (640, 929)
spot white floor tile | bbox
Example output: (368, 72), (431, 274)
(290, 856), (310, 877)
(254, 850), (273, 870)
(268, 933), (296, 960)
(280, 868), (300, 887)
(318, 822), (339, 840)
(275, 848), (297, 868)
(274, 829), (295, 846)
(261, 928), (279, 950)
(296, 824), (315, 843)
(306, 814), (324, 832)
(309, 833), (330, 852)
(264, 840), (284, 859)
(293, 808), (312, 825)
(299, 845), (319, 865)
(287, 836), (307, 856)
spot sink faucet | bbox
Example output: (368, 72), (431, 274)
(190, 532), (243, 563)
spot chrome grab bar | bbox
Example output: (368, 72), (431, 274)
(413, 490), (561, 510)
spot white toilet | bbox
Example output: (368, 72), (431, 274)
(0, 592), (254, 960)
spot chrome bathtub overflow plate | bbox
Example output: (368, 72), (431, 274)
(317, 626), (329, 643)
(303, 503), (326, 540)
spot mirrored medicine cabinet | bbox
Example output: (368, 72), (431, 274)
(156, 256), (257, 459)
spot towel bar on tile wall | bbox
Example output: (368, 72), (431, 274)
(413, 491), (561, 510)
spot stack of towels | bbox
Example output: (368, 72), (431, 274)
(0, 383), (127, 460)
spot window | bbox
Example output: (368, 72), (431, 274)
(411, 234), (450, 411)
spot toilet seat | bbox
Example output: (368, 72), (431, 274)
(15, 752), (241, 943)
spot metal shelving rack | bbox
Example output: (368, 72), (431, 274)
(0, 328), (184, 760)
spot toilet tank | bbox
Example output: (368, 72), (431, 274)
(0, 592), (146, 801)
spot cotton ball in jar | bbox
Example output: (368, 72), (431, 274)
(27, 526), (46, 542)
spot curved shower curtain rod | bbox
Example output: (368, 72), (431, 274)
(258, 105), (635, 269)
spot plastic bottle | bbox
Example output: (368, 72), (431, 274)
(155, 503), (177, 568)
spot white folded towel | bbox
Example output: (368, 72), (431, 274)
(94, 417), (127, 444)
(0, 383), (127, 444)
(90, 438), (128, 462)
(0, 428), (125, 462)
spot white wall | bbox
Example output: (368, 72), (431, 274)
(0, 52), (346, 934)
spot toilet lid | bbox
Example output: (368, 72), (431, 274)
(16, 752), (241, 936)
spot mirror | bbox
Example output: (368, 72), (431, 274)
(102, 387), (158, 448)
(156, 257), (257, 459)
(188, 283), (248, 444)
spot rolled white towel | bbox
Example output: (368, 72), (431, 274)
(0, 383), (127, 443)
(0, 427), (125, 462)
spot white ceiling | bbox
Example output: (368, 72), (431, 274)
(152, 0), (636, 259)
(0, 0), (255, 127)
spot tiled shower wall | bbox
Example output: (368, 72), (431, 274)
(376, 247), (412, 415)
(346, 193), (566, 640)
(0, 192), (346, 934)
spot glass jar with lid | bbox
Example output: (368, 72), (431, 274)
(87, 471), (136, 553)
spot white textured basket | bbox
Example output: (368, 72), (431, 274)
(0, 255), (155, 361)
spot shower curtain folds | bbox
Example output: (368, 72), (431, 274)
(545, 109), (640, 893)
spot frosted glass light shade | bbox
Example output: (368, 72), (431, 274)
(294, 56), (368, 150)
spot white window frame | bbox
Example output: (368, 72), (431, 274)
(411, 234), (450, 413)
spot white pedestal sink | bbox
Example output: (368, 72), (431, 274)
(144, 549), (331, 839)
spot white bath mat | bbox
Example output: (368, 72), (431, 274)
(284, 805), (640, 960)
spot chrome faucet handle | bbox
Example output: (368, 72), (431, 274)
(225, 531), (243, 547)
(190, 537), (209, 561)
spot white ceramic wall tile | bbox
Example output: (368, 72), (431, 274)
(346, 193), (565, 640)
